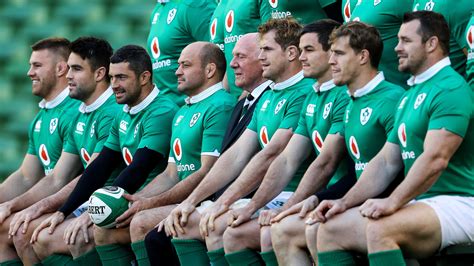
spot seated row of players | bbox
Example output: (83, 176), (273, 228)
(0, 12), (473, 266)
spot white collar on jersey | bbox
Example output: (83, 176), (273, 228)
(270, 70), (304, 91)
(313, 79), (336, 93)
(79, 87), (113, 114)
(123, 85), (160, 115)
(349, 72), (385, 98)
(246, 80), (273, 105)
(407, 57), (451, 86)
(185, 82), (224, 105)
(157, 0), (169, 3)
(38, 87), (70, 109)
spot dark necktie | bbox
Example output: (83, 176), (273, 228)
(240, 94), (254, 120)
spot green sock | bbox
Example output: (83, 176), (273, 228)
(260, 250), (277, 266)
(131, 240), (150, 266)
(42, 254), (78, 265)
(207, 248), (228, 266)
(96, 244), (135, 266)
(171, 239), (209, 266)
(32, 263), (44, 266)
(74, 249), (101, 266)
(318, 250), (356, 266)
(368, 249), (406, 266)
(225, 249), (263, 266)
(0, 259), (23, 266)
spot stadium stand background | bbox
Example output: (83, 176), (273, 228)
(0, 0), (155, 181)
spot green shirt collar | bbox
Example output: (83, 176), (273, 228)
(38, 87), (69, 109)
(123, 85), (160, 115)
(185, 82), (224, 105)
(349, 72), (384, 98)
(407, 57), (450, 86)
(313, 79), (336, 93)
(79, 87), (113, 114)
(270, 71), (304, 91)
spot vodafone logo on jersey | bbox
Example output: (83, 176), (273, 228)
(122, 147), (133, 166)
(466, 25), (474, 50)
(343, 0), (351, 22)
(349, 136), (360, 160)
(151, 37), (160, 59)
(259, 126), (269, 147)
(39, 144), (51, 166)
(269, 0), (278, 8)
(398, 123), (407, 148)
(210, 18), (218, 40)
(173, 138), (182, 161)
(225, 10), (234, 33)
(312, 130), (324, 153)
(81, 148), (91, 164)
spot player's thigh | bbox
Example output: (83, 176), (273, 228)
(35, 217), (75, 254)
(132, 205), (178, 231)
(366, 202), (441, 258)
(317, 207), (369, 253)
(272, 213), (306, 241)
(12, 213), (52, 248)
(223, 218), (260, 250)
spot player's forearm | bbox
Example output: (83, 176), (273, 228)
(247, 155), (297, 212)
(388, 152), (446, 207)
(41, 177), (80, 212)
(285, 156), (339, 208)
(0, 170), (36, 202)
(150, 169), (209, 207)
(219, 149), (280, 207)
(187, 149), (249, 206)
(342, 155), (396, 208)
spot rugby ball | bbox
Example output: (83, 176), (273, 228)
(88, 186), (129, 228)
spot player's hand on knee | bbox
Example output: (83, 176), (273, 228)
(158, 216), (175, 237)
(115, 194), (150, 228)
(8, 205), (41, 237)
(227, 206), (253, 228)
(258, 209), (280, 226)
(0, 202), (13, 224)
(173, 201), (196, 229)
(63, 212), (92, 245)
(307, 199), (345, 224)
(359, 198), (397, 219)
(199, 202), (229, 238)
(31, 211), (65, 243)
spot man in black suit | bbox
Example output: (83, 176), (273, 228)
(221, 33), (271, 152)
(143, 33), (271, 265)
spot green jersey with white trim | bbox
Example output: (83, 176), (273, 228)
(147, 0), (216, 106)
(209, 0), (227, 51)
(342, 0), (359, 22)
(169, 83), (235, 181)
(272, 0), (333, 23)
(248, 72), (313, 191)
(349, 0), (412, 88)
(413, 0), (471, 76)
(464, 12), (474, 88)
(344, 73), (404, 178)
(387, 59), (474, 198)
(104, 88), (179, 187)
(294, 80), (350, 187)
(63, 89), (120, 167)
(28, 88), (81, 175)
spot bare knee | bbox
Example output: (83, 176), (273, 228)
(12, 232), (32, 253)
(305, 223), (319, 249)
(68, 229), (95, 258)
(32, 229), (51, 260)
(205, 217), (227, 249)
(93, 226), (114, 246)
(130, 211), (152, 242)
(365, 219), (392, 247)
(260, 226), (272, 252)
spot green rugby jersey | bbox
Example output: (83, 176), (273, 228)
(209, 0), (227, 51)
(349, 0), (412, 88)
(147, 0), (216, 106)
(104, 87), (179, 187)
(342, 0), (359, 22)
(271, 0), (332, 23)
(63, 88), (120, 167)
(465, 12), (474, 89)
(295, 80), (350, 187)
(387, 58), (474, 198)
(248, 71), (313, 191)
(169, 83), (235, 181)
(344, 73), (404, 178)
(413, 0), (471, 76)
(28, 88), (81, 175)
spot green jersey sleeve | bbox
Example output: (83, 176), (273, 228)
(138, 109), (176, 157)
(279, 93), (307, 130)
(104, 116), (121, 152)
(27, 117), (39, 155)
(328, 92), (349, 135)
(94, 114), (116, 154)
(202, 103), (234, 154)
(62, 116), (80, 155)
(428, 84), (471, 137)
(294, 99), (310, 137)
